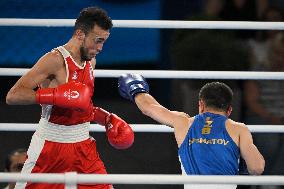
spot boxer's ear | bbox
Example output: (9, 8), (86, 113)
(198, 100), (205, 113)
(226, 106), (232, 117)
(74, 29), (85, 41)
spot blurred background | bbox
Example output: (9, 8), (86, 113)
(1, 0), (284, 189)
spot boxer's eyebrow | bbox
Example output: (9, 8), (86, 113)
(94, 36), (105, 44)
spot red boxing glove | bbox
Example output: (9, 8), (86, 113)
(93, 107), (134, 149)
(36, 81), (91, 111)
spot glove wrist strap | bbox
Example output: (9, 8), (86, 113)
(129, 84), (148, 101)
(93, 107), (111, 126)
(36, 88), (55, 104)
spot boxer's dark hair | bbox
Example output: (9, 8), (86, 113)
(74, 6), (113, 34)
(199, 82), (233, 112)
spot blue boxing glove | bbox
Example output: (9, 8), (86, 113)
(118, 73), (149, 101)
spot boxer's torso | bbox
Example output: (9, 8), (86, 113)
(40, 46), (95, 125)
(178, 112), (240, 175)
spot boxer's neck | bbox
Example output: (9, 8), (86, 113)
(63, 42), (84, 66)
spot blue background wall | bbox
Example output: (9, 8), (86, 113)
(0, 0), (161, 67)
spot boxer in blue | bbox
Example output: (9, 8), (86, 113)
(118, 74), (265, 189)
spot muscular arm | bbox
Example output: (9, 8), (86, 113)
(6, 51), (63, 105)
(135, 93), (191, 146)
(239, 125), (265, 175)
(135, 93), (189, 128)
(118, 73), (192, 146)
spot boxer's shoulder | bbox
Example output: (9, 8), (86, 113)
(44, 49), (65, 66)
(32, 49), (66, 77)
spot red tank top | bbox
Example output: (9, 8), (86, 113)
(41, 46), (94, 125)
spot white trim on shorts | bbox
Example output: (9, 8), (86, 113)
(14, 132), (45, 189)
(15, 119), (91, 189)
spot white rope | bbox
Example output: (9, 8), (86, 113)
(0, 68), (284, 80)
(65, 172), (77, 189)
(0, 173), (283, 185)
(1, 19), (284, 30)
(0, 123), (283, 133)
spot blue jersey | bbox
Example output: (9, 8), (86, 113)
(178, 112), (240, 175)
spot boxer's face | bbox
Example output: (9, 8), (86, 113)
(80, 25), (110, 61)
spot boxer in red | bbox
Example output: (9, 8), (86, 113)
(6, 7), (134, 189)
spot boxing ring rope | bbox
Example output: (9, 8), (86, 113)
(0, 123), (284, 133)
(1, 18), (284, 30)
(0, 68), (284, 80)
(0, 173), (284, 187)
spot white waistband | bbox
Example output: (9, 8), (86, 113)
(184, 184), (236, 189)
(36, 118), (90, 143)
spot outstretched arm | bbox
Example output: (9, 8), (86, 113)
(135, 93), (189, 129)
(239, 125), (265, 175)
(118, 74), (192, 146)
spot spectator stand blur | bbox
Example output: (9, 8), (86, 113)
(170, 0), (249, 120)
(220, 0), (258, 40)
(247, 6), (283, 72)
(244, 5), (284, 189)
(244, 7), (284, 180)
(245, 32), (284, 182)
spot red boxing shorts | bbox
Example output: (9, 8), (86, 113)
(15, 118), (112, 189)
